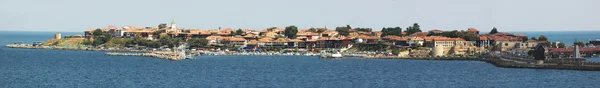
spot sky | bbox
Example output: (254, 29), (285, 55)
(0, 0), (599, 32)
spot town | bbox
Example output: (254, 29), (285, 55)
(9, 20), (600, 60)
(6, 20), (600, 70)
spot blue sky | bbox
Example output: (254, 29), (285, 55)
(0, 0), (598, 32)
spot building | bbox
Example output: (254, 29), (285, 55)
(54, 33), (61, 39)
(466, 28), (479, 34)
(221, 37), (246, 46)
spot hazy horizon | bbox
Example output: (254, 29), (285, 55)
(1, 0), (599, 32)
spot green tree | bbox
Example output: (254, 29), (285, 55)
(188, 38), (209, 48)
(392, 48), (401, 55)
(521, 36), (529, 42)
(381, 27), (402, 37)
(346, 25), (352, 29)
(284, 25), (298, 39)
(405, 23), (422, 35)
(530, 37), (537, 41)
(574, 41), (585, 47)
(153, 30), (165, 39)
(335, 26), (350, 36)
(489, 27), (498, 34)
(308, 28), (317, 32)
(440, 30), (459, 38)
(558, 43), (566, 48)
(92, 29), (103, 36)
(461, 32), (478, 41)
(538, 35), (548, 41)
(147, 41), (161, 48)
(410, 43), (422, 49)
(159, 34), (172, 47)
(317, 28), (327, 33)
(276, 35), (286, 39)
(158, 23), (167, 29)
(235, 29), (244, 35)
(355, 28), (372, 32)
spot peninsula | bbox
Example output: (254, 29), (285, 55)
(6, 21), (600, 71)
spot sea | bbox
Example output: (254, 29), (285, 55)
(1, 31), (600, 87)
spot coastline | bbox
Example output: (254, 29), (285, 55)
(7, 44), (600, 71)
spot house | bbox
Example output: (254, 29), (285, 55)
(206, 36), (223, 45)
(221, 37), (246, 46)
(264, 32), (278, 38)
(357, 35), (379, 44)
(466, 28), (479, 34)
(383, 36), (409, 46)
(287, 39), (305, 48)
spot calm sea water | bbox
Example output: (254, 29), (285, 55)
(512, 31), (600, 45)
(1, 31), (600, 87)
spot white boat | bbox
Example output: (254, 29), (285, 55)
(331, 52), (343, 58)
(321, 52), (343, 58)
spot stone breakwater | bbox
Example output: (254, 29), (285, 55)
(5, 44), (148, 52)
(105, 52), (185, 60)
(6, 44), (186, 60)
(363, 56), (600, 71)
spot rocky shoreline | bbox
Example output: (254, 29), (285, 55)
(6, 44), (600, 71)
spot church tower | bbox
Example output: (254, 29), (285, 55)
(170, 19), (177, 30)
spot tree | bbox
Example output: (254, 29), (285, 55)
(405, 23), (422, 35)
(235, 29), (244, 35)
(335, 26), (350, 36)
(158, 23), (167, 29)
(153, 29), (165, 39)
(346, 25), (352, 29)
(188, 38), (208, 48)
(440, 30), (459, 38)
(132, 35), (146, 45)
(521, 36), (529, 42)
(317, 28), (327, 33)
(410, 43), (422, 49)
(284, 25), (298, 39)
(558, 43), (566, 48)
(308, 28), (317, 32)
(92, 29), (103, 36)
(574, 41), (585, 47)
(276, 35), (286, 39)
(159, 34), (173, 48)
(530, 37), (537, 41)
(461, 32), (478, 41)
(538, 35), (548, 41)
(392, 48), (401, 55)
(147, 41), (161, 48)
(381, 27), (402, 37)
(489, 27), (498, 34)
(229, 31), (235, 36)
(355, 28), (372, 32)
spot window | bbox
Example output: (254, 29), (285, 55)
(505, 43), (508, 46)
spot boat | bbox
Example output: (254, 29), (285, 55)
(321, 52), (343, 58)
(331, 52), (343, 58)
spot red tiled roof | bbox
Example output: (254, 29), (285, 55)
(467, 28), (479, 32)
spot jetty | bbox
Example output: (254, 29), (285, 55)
(105, 51), (190, 60)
